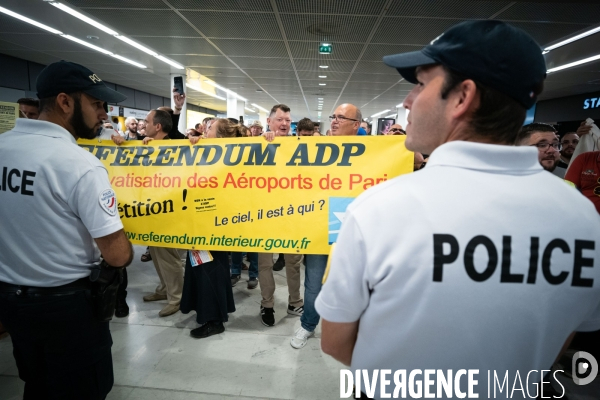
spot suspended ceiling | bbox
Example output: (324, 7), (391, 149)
(0, 0), (599, 124)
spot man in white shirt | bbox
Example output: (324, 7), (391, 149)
(316, 20), (600, 399)
(0, 61), (133, 399)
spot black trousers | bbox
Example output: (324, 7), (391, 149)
(0, 290), (114, 400)
(116, 267), (128, 301)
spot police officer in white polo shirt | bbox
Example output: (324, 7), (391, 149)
(0, 61), (133, 399)
(316, 21), (600, 398)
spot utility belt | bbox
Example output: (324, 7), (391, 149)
(0, 260), (123, 322)
(0, 278), (90, 296)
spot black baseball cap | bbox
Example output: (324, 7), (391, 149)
(382, 20), (546, 109)
(36, 60), (127, 103)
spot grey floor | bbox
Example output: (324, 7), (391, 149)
(0, 246), (344, 400)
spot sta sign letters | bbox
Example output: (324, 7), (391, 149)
(583, 97), (600, 109)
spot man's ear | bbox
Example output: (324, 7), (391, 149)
(450, 79), (479, 120)
(55, 93), (75, 115)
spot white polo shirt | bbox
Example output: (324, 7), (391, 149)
(316, 141), (600, 398)
(0, 119), (123, 287)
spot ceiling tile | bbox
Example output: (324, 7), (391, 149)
(386, 0), (512, 19)
(276, 0), (388, 15)
(372, 17), (458, 44)
(294, 59), (356, 73)
(362, 44), (423, 62)
(495, 2), (600, 24)
(76, 0), (167, 8)
(289, 41), (363, 61)
(84, 9), (199, 36)
(498, 21), (592, 47)
(129, 36), (220, 56)
(230, 56), (293, 70)
(280, 14), (379, 42)
(170, 0), (272, 12)
(180, 11), (280, 40)
(211, 39), (288, 58)
(355, 60), (398, 74)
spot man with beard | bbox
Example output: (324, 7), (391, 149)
(0, 61), (133, 399)
(516, 123), (561, 173)
(554, 132), (579, 178)
(124, 117), (141, 140)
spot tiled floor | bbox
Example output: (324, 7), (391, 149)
(0, 246), (344, 400)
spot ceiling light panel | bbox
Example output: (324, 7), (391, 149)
(251, 104), (269, 113)
(544, 26), (600, 52)
(186, 83), (226, 100)
(371, 109), (391, 117)
(49, 2), (117, 35)
(61, 34), (112, 54)
(47, 2), (186, 70)
(547, 54), (600, 73)
(0, 6), (62, 34)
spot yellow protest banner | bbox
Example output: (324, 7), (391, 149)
(0, 101), (19, 134)
(79, 136), (413, 254)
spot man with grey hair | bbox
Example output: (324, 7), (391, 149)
(290, 103), (361, 349)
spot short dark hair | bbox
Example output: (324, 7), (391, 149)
(39, 96), (57, 112)
(17, 98), (39, 108)
(441, 66), (526, 144)
(157, 106), (173, 115)
(297, 118), (314, 132)
(516, 123), (557, 144)
(38, 92), (81, 113)
(152, 109), (173, 133)
(269, 104), (290, 117)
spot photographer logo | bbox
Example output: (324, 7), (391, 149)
(572, 351), (598, 386)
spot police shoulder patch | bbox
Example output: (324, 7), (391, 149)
(99, 188), (117, 216)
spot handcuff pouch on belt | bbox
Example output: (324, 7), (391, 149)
(89, 259), (123, 322)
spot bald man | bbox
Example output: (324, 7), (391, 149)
(330, 104), (361, 136)
(388, 124), (404, 135)
(290, 104), (363, 349)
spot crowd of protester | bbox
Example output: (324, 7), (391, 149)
(62, 89), (597, 351)
(9, 90), (600, 348)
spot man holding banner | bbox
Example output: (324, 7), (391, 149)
(290, 103), (362, 349)
(141, 109), (185, 317)
(258, 104), (304, 327)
